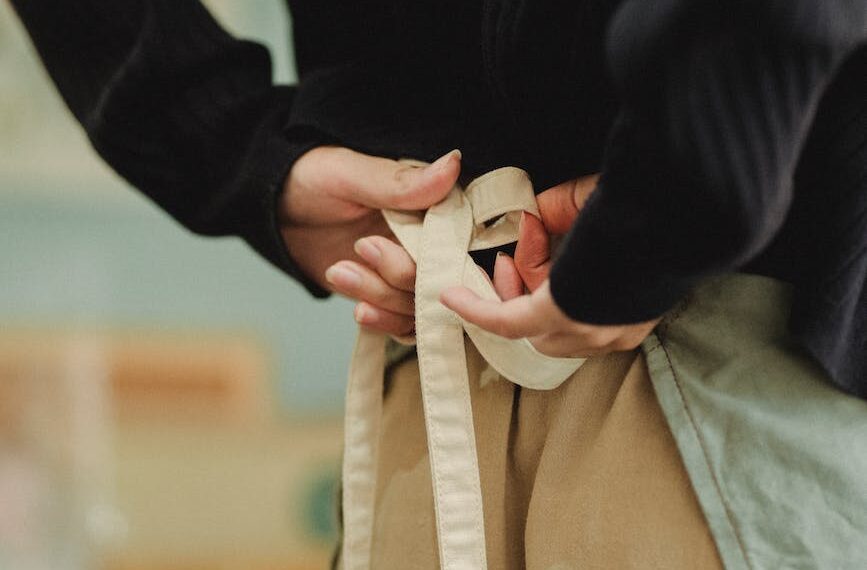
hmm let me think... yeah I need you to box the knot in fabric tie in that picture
[341,166,585,570]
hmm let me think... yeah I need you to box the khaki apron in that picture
[336,167,867,569]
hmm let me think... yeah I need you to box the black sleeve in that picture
[10,0,332,297]
[549,0,867,323]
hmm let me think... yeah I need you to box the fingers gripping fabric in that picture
[341,167,585,570]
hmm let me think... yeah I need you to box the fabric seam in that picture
[656,336,755,570]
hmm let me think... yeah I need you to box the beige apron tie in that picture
[341,167,586,570]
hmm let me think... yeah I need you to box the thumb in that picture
[514,211,551,292]
[536,173,600,235]
[334,149,461,211]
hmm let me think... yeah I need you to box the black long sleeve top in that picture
[11,0,867,398]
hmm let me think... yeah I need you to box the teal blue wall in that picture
[0,1,357,416]
[0,187,358,415]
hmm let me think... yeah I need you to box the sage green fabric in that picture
[644,274,867,570]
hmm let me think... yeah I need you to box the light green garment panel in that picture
[644,274,867,569]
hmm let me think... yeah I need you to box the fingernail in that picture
[354,238,382,263]
[427,149,461,174]
[325,264,360,288]
[355,304,374,324]
[518,211,527,234]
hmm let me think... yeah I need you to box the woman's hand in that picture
[441,280,660,358]
[325,169,660,355]
[280,147,462,292]
[442,174,661,358]
[326,235,419,338]
[324,171,594,339]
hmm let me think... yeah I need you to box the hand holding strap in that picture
[342,166,585,570]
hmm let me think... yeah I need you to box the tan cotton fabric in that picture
[340,167,585,569]
[367,337,723,570]
[337,165,723,569]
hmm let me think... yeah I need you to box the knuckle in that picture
[331,167,355,196]
[370,286,392,306]
[390,167,418,204]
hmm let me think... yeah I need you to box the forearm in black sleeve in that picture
[549,0,866,324]
[10,0,332,297]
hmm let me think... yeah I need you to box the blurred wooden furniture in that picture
[0,329,343,570]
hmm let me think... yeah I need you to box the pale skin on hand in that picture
[326,171,600,338]
[442,177,661,358]
[328,168,660,356]
[330,235,418,338]
[440,280,660,358]
[278,145,462,327]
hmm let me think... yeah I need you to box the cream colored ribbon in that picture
[341,167,586,570]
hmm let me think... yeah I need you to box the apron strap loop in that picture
[342,166,585,569]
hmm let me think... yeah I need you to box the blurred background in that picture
[0,2,358,568]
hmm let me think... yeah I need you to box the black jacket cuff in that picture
[234,114,335,299]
